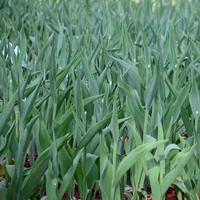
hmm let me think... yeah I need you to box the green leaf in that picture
[189,78,200,118]
[22,135,70,199]
[160,145,195,197]
[75,113,112,153]
[46,162,58,200]
[145,69,158,110]
[114,140,166,185]
[0,93,16,134]
[57,150,83,199]
[21,76,42,121]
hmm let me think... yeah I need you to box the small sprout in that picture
[147,64,151,68]
[53,181,57,186]
[14,45,20,56]
[195,110,199,115]
[22,97,27,102]
[109,81,112,86]
[119,12,123,17]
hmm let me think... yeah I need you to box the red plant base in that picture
[45,185,183,200]
[147,185,180,200]
[165,187,178,200]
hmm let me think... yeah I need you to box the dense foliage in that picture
[0,0,200,199]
